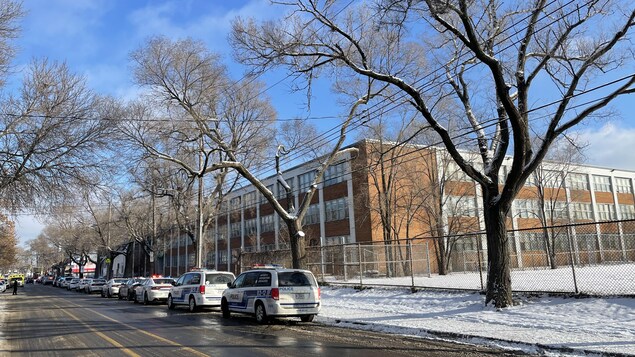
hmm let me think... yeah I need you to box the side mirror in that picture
[171,281,176,286]
[227,282,232,288]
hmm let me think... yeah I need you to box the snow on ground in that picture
[316,286,635,356]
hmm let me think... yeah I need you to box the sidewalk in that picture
[315,286,635,356]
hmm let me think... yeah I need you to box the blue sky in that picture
[10,0,635,244]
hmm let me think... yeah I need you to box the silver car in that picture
[101,278,128,298]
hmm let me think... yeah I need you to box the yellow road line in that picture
[58,307,141,357]
[61,299,210,357]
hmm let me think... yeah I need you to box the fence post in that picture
[342,241,348,282]
[566,226,579,294]
[425,242,431,278]
[476,233,484,291]
[408,239,415,291]
[358,243,363,288]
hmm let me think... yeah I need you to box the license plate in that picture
[294,293,308,299]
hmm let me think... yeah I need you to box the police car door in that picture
[226,273,247,312]
[172,274,187,303]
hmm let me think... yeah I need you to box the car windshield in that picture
[205,273,234,285]
[277,272,316,287]
[114,279,127,283]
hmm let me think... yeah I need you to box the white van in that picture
[167,269,235,312]
[221,267,321,323]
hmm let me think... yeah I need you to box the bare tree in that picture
[0,212,17,270]
[125,36,369,269]
[230,0,635,307]
[122,36,276,267]
[0,59,119,212]
[27,234,64,276]
[0,0,22,86]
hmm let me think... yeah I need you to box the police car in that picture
[221,265,321,324]
[167,269,235,312]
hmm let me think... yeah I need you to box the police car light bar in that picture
[251,264,284,269]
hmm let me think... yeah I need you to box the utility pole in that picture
[197,138,204,268]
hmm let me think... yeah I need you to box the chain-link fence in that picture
[241,220,635,296]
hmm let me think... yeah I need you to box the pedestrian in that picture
[12,279,18,295]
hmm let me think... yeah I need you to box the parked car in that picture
[134,277,175,305]
[41,275,55,285]
[118,278,146,301]
[167,269,235,312]
[59,277,72,289]
[86,278,106,294]
[77,279,92,292]
[221,266,320,323]
[101,278,128,298]
[0,281,6,293]
[67,278,81,291]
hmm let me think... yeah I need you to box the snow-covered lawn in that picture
[317,286,635,356]
[322,263,635,295]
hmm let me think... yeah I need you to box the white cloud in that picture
[577,122,635,171]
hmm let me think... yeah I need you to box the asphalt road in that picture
[0,283,526,357]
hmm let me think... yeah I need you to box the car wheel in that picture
[300,314,315,322]
[167,295,175,310]
[143,293,149,305]
[118,292,123,300]
[106,290,111,299]
[128,292,134,301]
[188,296,198,312]
[221,299,231,319]
[255,302,268,324]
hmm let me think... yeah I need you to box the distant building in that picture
[159,139,635,275]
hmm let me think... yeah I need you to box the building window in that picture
[615,177,633,194]
[567,173,589,191]
[600,234,621,251]
[596,203,616,220]
[519,232,544,251]
[244,218,257,236]
[260,214,274,233]
[217,231,226,241]
[447,195,477,217]
[324,235,351,245]
[572,203,593,220]
[325,197,348,222]
[298,170,317,193]
[244,191,257,209]
[324,162,346,187]
[230,221,241,238]
[277,177,294,199]
[619,204,635,219]
[515,199,539,219]
[542,170,563,188]
[593,175,612,192]
[230,196,241,211]
[546,200,567,219]
[302,203,320,225]
[261,185,274,204]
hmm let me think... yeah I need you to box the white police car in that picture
[221,265,321,324]
[167,269,235,312]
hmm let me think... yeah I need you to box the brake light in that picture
[271,288,279,300]
[199,285,205,294]
[317,287,321,300]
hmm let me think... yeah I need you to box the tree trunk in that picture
[482,196,513,308]
[287,219,307,269]
[435,223,448,275]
